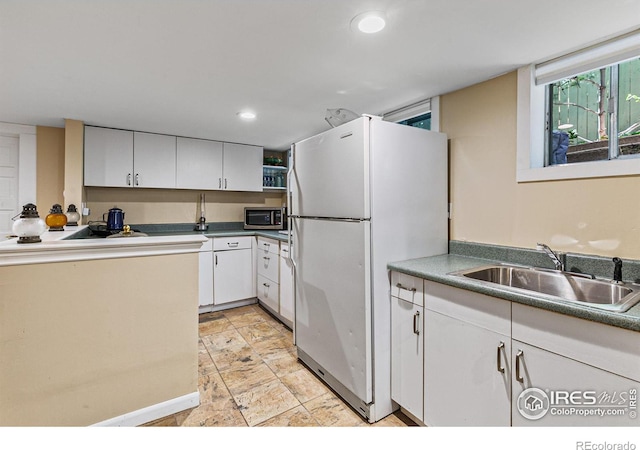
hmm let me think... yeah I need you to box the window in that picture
[517,30,640,182]
[546,58,640,166]
[382,97,440,132]
[398,112,431,130]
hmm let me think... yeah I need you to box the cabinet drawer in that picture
[213,236,252,251]
[424,281,510,337]
[391,272,424,306]
[257,237,279,256]
[513,303,640,382]
[257,250,279,281]
[257,274,279,311]
[280,242,290,258]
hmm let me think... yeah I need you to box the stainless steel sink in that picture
[449,264,640,312]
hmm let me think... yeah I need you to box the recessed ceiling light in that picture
[238,111,256,120]
[351,11,386,34]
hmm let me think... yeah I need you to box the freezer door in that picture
[293,217,372,403]
[291,117,369,219]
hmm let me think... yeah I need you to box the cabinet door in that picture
[84,126,134,187]
[213,248,254,305]
[424,310,511,426]
[198,239,214,307]
[279,248,294,323]
[222,143,263,192]
[512,341,640,427]
[176,137,223,190]
[133,132,176,188]
[391,296,423,422]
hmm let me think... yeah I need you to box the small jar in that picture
[65,204,80,226]
[45,204,67,231]
[12,203,47,244]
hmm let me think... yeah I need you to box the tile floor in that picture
[144,303,414,427]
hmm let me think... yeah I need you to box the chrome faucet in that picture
[536,243,564,271]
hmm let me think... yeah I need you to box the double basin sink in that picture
[450,264,640,313]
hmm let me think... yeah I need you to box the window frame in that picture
[382,96,440,132]
[517,31,640,183]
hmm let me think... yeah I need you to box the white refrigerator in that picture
[289,115,448,423]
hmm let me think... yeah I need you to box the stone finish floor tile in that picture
[280,368,331,404]
[145,303,411,428]
[257,405,320,427]
[233,378,301,426]
[303,392,368,427]
[219,361,278,396]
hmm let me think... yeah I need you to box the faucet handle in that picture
[613,257,623,283]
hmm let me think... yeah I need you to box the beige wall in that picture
[36,126,65,211]
[85,188,285,224]
[441,71,640,259]
[64,119,85,217]
[0,253,199,426]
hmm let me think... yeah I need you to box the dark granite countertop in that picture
[388,244,640,333]
[65,222,290,243]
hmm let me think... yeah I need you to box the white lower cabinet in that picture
[279,243,294,326]
[391,274,640,427]
[257,237,280,314]
[511,341,638,426]
[511,303,640,427]
[390,272,424,422]
[213,237,255,305]
[198,238,214,310]
[423,280,511,426]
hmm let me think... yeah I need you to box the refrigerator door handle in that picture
[289,215,369,223]
[287,143,294,263]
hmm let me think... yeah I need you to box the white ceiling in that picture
[1,0,639,150]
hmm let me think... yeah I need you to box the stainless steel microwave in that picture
[244,207,287,230]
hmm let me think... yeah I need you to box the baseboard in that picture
[91,391,200,427]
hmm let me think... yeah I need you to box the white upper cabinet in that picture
[222,143,263,192]
[84,126,134,187]
[84,127,176,189]
[176,137,223,190]
[84,126,263,192]
[133,132,176,189]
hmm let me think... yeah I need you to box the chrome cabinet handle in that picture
[135,173,140,186]
[228,242,239,248]
[497,341,505,373]
[263,256,270,261]
[263,282,270,287]
[214,254,218,266]
[413,310,420,335]
[127,173,132,186]
[224,178,227,189]
[218,178,222,189]
[396,283,417,292]
[515,349,524,382]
